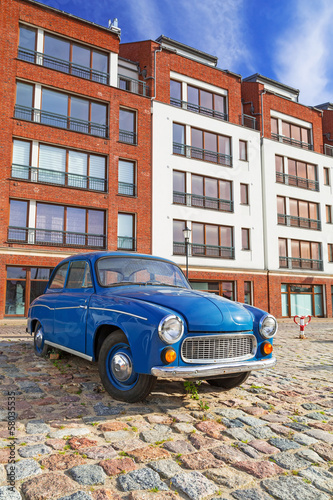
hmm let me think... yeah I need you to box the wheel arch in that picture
[94,324,128,361]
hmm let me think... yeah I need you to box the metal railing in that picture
[117,236,136,251]
[277,214,321,230]
[173,142,232,167]
[18,47,109,84]
[271,132,313,151]
[8,226,106,248]
[276,172,319,191]
[118,182,136,196]
[170,98,228,121]
[14,105,108,138]
[173,241,234,259]
[119,129,137,145]
[11,164,107,192]
[279,256,323,271]
[324,144,333,157]
[241,114,258,130]
[173,191,233,212]
[118,75,150,97]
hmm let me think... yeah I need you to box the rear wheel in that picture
[33,322,49,357]
[206,371,250,390]
[98,331,156,403]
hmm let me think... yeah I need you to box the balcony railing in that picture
[118,75,150,97]
[170,98,228,121]
[18,47,109,84]
[117,236,136,251]
[173,241,234,259]
[8,226,106,248]
[276,172,319,191]
[118,182,136,196]
[119,129,137,145]
[279,256,323,271]
[11,164,107,192]
[173,191,233,212]
[277,214,321,231]
[173,142,232,167]
[324,144,333,157]
[271,132,313,151]
[241,114,258,130]
[14,105,108,138]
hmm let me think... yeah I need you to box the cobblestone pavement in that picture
[0,321,332,500]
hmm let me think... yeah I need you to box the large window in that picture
[173,123,186,155]
[279,238,322,270]
[119,109,137,144]
[15,82,34,121]
[277,196,320,230]
[5,267,53,317]
[191,128,231,165]
[275,155,318,191]
[192,223,234,259]
[118,213,135,250]
[272,117,312,150]
[118,160,136,196]
[187,85,227,120]
[281,284,323,317]
[190,281,236,300]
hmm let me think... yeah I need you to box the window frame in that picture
[241,228,250,251]
[239,140,248,161]
[119,107,137,145]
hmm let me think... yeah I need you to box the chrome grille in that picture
[181,333,256,364]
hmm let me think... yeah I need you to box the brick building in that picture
[1,0,333,320]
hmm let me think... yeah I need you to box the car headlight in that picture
[259,314,278,339]
[158,315,184,344]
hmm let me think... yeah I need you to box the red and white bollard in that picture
[294,315,311,339]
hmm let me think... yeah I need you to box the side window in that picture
[66,261,93,289]
[49,263,69,289]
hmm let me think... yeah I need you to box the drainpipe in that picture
[152,44,163,100]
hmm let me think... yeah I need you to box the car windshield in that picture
[96,257,190,289]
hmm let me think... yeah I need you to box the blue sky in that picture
[36,0,333,106]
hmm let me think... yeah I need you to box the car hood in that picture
[110,287,253,332]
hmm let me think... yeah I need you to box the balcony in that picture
[118,75,150,97]
[11,164,107,192]
[14,105,108,138]
[277,214,321,231]
[170,98,228,121]
[18,47,109,84]
[173,142,232,167]
[272,133,313,151]
[8,227,106,248]
[117,236,136,251]
[119,129,137,145]
[173,241,234,259]
[279,256,323,271]
[324,144,333,157]
[118,182,136,196]
[241,114,258,130]
[173,191,233,212]
[276,172,319,191]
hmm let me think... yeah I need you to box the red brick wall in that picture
[322,109,333,152]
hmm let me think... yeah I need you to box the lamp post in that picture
[183,226,191,279]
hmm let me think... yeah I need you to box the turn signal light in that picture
[161,348,177,364]
[261,342,273,356]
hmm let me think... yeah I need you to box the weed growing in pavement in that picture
[184,380,209,411]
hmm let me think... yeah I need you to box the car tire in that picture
[98,331,156,403]
[206,371,251,390]
[33,322,49,357]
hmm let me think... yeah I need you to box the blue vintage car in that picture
[27,252,277,402]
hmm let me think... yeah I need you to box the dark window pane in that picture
[120,109,135,132]
[7,267,26,279]
[188,86,199,105]
[66,261,87,289]
[44,34,70,61]
[92,51,108,73]
[49,263,68,289]
[19,26,36,51]
[16,82,33,107]
[70,97,89,121]
[30,281,47,302]
[72,44,90,67]
[9,200,28,227]
[36,203,64,244]
[170,80,181,100]
[5,281,26,315]
[30,268,52,280]
[88,210,104,235]
[67,207,85,233]
[42,89,68,115]
[173,123,185,144]
[91,102,107,125]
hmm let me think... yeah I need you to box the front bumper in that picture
[151,356,276,379]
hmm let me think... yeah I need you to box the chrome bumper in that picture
[151,356,276,379]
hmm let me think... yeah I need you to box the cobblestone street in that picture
[0,320,332,500]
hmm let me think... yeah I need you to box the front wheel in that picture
[206,371,251,391]
[33,322,49,357]
[98,331,156,403]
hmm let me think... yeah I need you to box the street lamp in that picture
[183,226,191,279]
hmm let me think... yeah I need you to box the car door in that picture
[53,260,94,354]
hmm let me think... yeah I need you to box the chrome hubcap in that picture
[35,329,43,348]
[111,353,133,382]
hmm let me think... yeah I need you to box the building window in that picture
[118,213,135,250]
[240,184,249,205]
[118,160,136,196]
[190,282,219,294]
[119,108,137,144]
[191,128,231,166]
[275,155,284,183]
[5,267,53,316]
[170,80,182,107]
[192,223,234,259]
[324,167,330,186]
[191,175,233,212]
[326,205,332,224]
[221,281,235,300]
[276,156,318,191]
[271,117,278,135]
[173,123,186,155]
[15,82,34,120]
[173,171,186,204]
[272,118,312,150]
[8,200,28,241]
[187,85,227,120]
[279,238,288,268]
[244,281,252,305]
[281,284,323,318]
[288,239,322,270]
[18,25,37,62]
[239,140,247,160]
[241,228,250,250]
[328,244,333,262]
[278,197,320,230]
[12,139,31,180]
[173,220,186,254]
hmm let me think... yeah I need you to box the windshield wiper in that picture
[108,281,186,288]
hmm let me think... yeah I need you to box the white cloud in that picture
[274,0,333,105]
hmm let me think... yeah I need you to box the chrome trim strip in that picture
[89,307,147,321]
[32,304,54,310]
[151,356,277,379]
[181,333,257,364]
[45,341,93,361]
